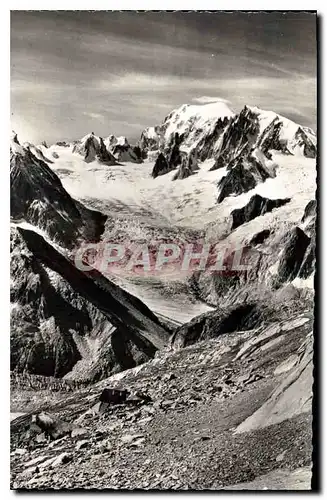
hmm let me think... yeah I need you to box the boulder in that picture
[31,412,72,440]
[99,388,129,405]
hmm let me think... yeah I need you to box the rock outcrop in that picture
[277,227,311,283]
[231,194,291,230]
[73,133,117,165]
[151,153,171,178]
[10,135,106,249]
[111,143,143,163]
[10,226,170,380]
[172,149,199,180]
[97,137,118,164]
[217,153,275,203]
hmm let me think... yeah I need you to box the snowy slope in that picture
[44,136,315,319]
[15,100,316,324]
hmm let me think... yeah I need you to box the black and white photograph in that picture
[9,10,317,490]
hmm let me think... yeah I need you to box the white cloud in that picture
[192,96,232,105]
[83,112,104,120]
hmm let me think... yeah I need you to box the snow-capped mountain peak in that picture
[138,101,316,164]
[139,100,235,156]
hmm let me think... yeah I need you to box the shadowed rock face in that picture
[231,194,291,230]
[217,152,276,203]
[197,116,231,162]
[301,200,317,222]
[97,137,117,164]
[277,227,311,284]
[259,119,289,155]
[298,242,316,280]
[172,150,199,181]
[171,303,263,349]
[249,229,271,245]
[112,144,143,163]
[217,163,257,203]
[167,133,183,168]
[298,200,316,279]
[295,128,317,158]
[10,226,170,380]
[152,153,171,178]
[73,133,117,165]
[10,140,106,249]
[214,106,260,166]
[83,134,100,163]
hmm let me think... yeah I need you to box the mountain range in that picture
[10,100,316,490]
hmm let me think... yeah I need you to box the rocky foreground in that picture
[11,313,313,490]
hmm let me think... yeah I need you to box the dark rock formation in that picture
[168,133,183,168]
[138,126,161,156]
[171,303,263,349]
[277,227,311,283]
[152,153,171,178]
[259,119,290,155]
[298,200,316,279]
[217,164,257,203]
[73,133,117,165]
[97,137,117,164]
[10,226,170,380]
[231,194,291,230]
[197,116,231,161]
[112,143,143,163]
[10,139,106,249]
[303,141,316,158]
[249,229,271,245]
[298,240,315,279]
[83,134,99,163]
[301,200,316,222]
[172,150,199,181]
[295,128,317,158]
[217,153,275,203]
[212,106,260,169]
[99,388,129,405]
[132,145,143,161]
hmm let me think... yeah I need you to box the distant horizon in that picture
[11,11,317,145]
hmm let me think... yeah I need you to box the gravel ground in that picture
[10,314,313,490]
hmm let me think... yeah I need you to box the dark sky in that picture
[11,11,317,144]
